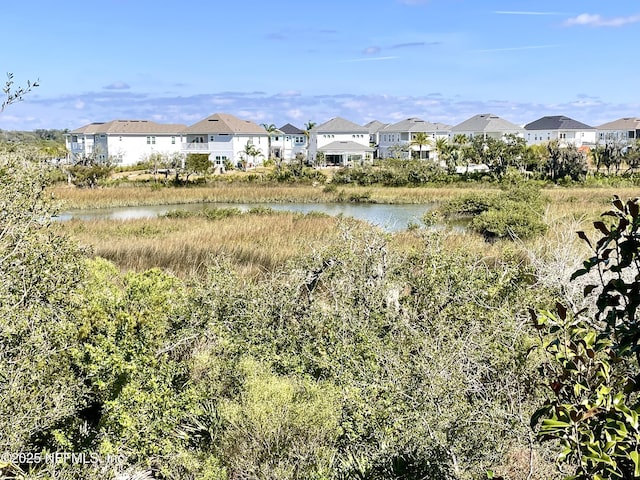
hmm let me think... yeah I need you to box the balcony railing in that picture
[181,143,211,152]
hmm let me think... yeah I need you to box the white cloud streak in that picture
[565,13,640,27]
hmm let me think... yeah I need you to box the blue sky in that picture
[1,0,638,131]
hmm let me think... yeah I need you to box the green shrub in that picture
[471,204,547,239]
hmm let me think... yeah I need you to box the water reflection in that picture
[56,202,452,232]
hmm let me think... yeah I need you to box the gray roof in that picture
[70,120,186,135]
[382,117,451,133]
[279,123,304,135]
[183,113,266,135]
[319,141,374,153]
[597,117,640,130]
[364,120,387,133]
[451,113,524,133]
[525,115,594,131]
[314,117,368,134]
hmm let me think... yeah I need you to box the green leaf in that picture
[630,450,640,477]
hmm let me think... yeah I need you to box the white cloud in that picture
[74,100,85,110]
[277,90,302,98]
[363,46,381,55]
[565,13,640,27]
[103,81,130,90]
[342,56,398,63]
[286,109,304,120]
[2,89,639,133]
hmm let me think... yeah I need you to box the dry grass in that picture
[57,210,362,278]
[51,183,500,210]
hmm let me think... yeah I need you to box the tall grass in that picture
[57,211,362,278]
[51,183,504,209]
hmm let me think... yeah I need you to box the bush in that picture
[269,164,327,184]
[439,181,548,240]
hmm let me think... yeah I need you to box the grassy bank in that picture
[52,182,637,219]
[58,209,362,278]
[51,182,504,209]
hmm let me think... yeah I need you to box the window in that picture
[171,136,175,144]
[146,136,151,144]
[152,136,156,145]
[119,136,122,142]
[210,135,215,142]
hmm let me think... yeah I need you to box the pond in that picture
[56,202,453,232]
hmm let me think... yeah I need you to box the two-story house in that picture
[364,120,388,159]
[450,113,524,140]
[596,118,640,147]
[66,120,186,166]
[270,123,306,161]
[308,117,374,166]
[524,115,596,147]
[181,113,269,168]
[378,117,451,160]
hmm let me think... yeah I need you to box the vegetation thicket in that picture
[0,136,586,480]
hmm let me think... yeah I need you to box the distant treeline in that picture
[0,128,67,144]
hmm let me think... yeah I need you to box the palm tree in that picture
[303,120,316,166]
[434,137,448,163]
[261,123,278,162]
[409,132,432,160]
[242,141,262,171]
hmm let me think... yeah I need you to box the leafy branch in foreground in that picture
[1,72,39,111]
[531,196,640,479]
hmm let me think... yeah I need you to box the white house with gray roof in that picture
[524,115,596,147]
[181,113,269,168]
[378,117,451,160]
[66,120,186,166]
[270,123,306,161]
[450,113,524,140]
[364,120,388,158]
[309,117,373,166]
[596,117,640,146]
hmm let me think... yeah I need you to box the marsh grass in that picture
[57,211,360,278]
[51,183,502,210]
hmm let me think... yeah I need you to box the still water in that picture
[57,202,443,232]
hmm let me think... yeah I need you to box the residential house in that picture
[65,120,186,166]
[364,120,388,159]
[270,123,306,161]
[450,113,524,140]
[309,117,374,166]
[596,117,640,147]
[181,113,269,168]
[524,115,596,147]
[378,117,451,160]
